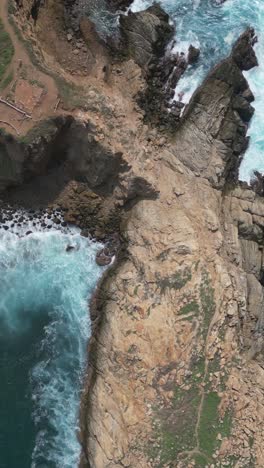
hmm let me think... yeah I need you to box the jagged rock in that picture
[96,248,112,266]
[119,5,174,69]
[247,274,264,319]
[232,27,258,71]
[242,87,255,103]
[188,44,200,64]
[107,0,133,10]
[250,172,264,196]
[232,96,255,122]
[169,28,258,188]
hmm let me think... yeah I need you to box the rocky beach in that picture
[1,0,264,467]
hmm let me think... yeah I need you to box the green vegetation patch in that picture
[150,386,200,466]
[199,392,221,455]
[0,70,13,91]
[179,300,199,317]
[0,18,14,88]
[192,453,208,467]
[158,267,192,294]
[198,391,233,459]
[199,270,216,337]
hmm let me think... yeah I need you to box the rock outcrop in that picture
[77,28,264,468]
[171,28,258,188]
[3,2,264,467]
[119,5,174,69]
[107,0,133,10]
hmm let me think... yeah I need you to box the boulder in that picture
[188,44,200,64]
[232,27,258,71]
[119,4,174,69]
[107,0,133,10]
[96,248,112,266]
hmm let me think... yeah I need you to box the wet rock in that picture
[107,0,133,10]
[242,87,255,103]
[232,96,255,122]
[232,27,258,71]
[250,171,264,196]
[96,248,112,266]
[188,44,200,64]
[66,245,75,252]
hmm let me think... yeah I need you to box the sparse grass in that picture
[149,386,200,466]
[198,392,232,458]
[198,391,221,456]
[146,266,234,466]
[0,69,13,91]
[8,8,87,110]
[0,127,9,136]
[192,453,208,467]
[158,267,192,294]
[29,78,45,89]
[199,270,216,337]
[179,300,199,316]
[19,119,57,144]
[0,18,14,88]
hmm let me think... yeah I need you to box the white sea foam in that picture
[0,213,104,467]
[131,0,264,180]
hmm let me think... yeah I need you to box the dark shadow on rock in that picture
[123,176,159,210]
[0,116,130,207]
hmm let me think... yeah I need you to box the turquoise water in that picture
[132,0,264,181]
[0,216,104,467]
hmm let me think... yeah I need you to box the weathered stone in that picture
[188,44,200,64]
[247,274,264,319]
[119,5,174,69]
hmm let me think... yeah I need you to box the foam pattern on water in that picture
[0,211,104,467]
[131,0,264,180]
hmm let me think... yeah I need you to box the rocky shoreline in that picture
[2,0,264,466]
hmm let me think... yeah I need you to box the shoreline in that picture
[2,0,264,466]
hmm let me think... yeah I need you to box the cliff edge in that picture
[1,2,264,467]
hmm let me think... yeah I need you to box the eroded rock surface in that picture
[3,3,264,467]
[77,29,264,468]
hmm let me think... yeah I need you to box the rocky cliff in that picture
[74,27,264,468]
[2,1,264,467]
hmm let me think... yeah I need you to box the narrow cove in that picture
[0,212,104,467]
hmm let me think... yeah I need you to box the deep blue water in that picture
[0,215,104,467]
[132,0,264,181]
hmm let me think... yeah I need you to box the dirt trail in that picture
[0,0,58,134]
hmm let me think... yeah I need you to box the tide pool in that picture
[0,217,104,468]
[132,0,264,181]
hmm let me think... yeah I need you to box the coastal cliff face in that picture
[78,29,264,468]
[2,1,264,467]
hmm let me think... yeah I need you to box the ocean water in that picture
[131,0,264,181]
[0,213,104,468]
